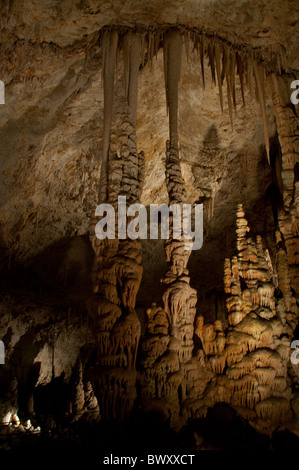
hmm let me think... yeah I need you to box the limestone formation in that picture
[70,359,85,416]
[140,204,299,432]
[88,30,143,420]
[195,205,298,431]
[0,2,299,449]
[271,76,299,211]
[86,27,299,431]
[140,30,198,425]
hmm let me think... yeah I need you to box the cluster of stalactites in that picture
[98,26,289,167]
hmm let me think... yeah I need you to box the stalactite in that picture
[123,34,130,105]
[225,48,233,129]
[184,30,190,62]
[253,60,270,163]
[208,40,216,85]
[139,33,144,67]
[163,29,182,148]
[97,26,287,153]
[237,54,245,105]
[148,32,154,65]
[99,30,118,203]
[215,42,223,112]
[199,36,205,89]
[123,31,141,125]
[247,57,254,99]
[231,52,236,110]
[155,30,161,60]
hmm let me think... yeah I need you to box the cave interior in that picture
[0,0,299,457]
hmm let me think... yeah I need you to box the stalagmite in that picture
[70,359,85,415]
[191,204,298,431]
